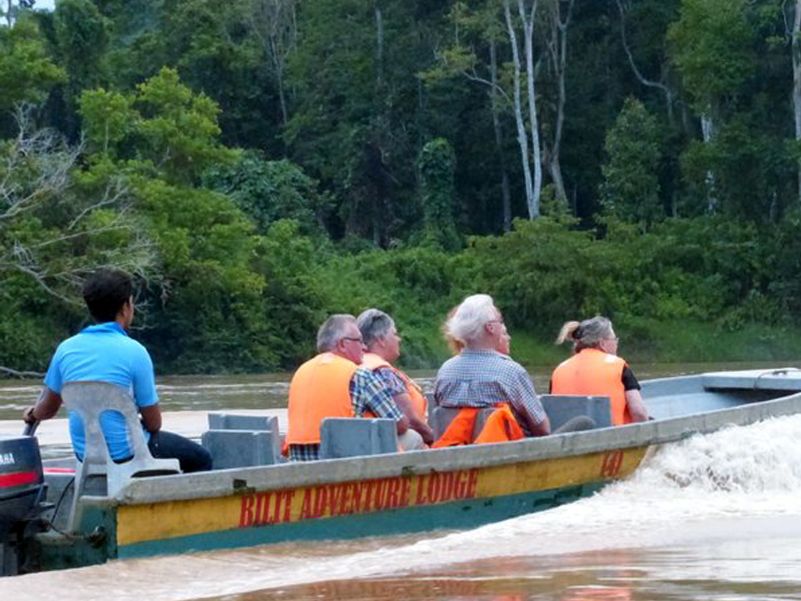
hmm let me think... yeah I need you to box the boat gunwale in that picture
[113,387,801,506]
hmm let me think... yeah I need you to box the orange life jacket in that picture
[432,405,525,447]
[550,348,630,425]
[360,353,428,420]
[286,352,356,445]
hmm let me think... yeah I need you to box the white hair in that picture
[445,294,497,347]
[356,308,395,349]
[316,314,356,352]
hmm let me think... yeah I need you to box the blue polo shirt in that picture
[44,322,159,460]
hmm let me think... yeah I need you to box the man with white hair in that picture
[434,294,551,437]
[285,314,413,461]
[357,308,433,446]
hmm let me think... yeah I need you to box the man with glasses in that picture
[285,314,412,461]
[435,294,551,438]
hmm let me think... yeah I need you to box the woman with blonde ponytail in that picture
[550,316,649,425]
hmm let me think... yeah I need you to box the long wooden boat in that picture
[5,368,801,574]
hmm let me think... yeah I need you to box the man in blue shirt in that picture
[23,269,211,472]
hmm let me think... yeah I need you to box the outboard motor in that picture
[0,435,46,576]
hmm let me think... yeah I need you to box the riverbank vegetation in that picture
[2,0,801,375]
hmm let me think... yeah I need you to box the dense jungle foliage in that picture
[2,0,801,375]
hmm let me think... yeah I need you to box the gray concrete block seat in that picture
[539,395,611,430]
[202,413,284,469]
[319,418,398,459]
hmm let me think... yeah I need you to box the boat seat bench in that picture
[319,418,398,459]
[539,395,611,430]
[701,369,801,392]
[202,413,284,469]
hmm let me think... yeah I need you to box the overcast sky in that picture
[34,0,55,10]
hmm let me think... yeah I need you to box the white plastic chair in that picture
[61,381,180,531]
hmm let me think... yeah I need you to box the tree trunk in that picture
[489,40,512,231]
[519,0,542,219]
[545,0,574,209]
[375,3,384,88]
[792,0,801,203]
[701,112,717,213]
[251,0,297,128]
[504,0,536,219]
[615,0,674,125]
[372,2,390,246]
[272,40,289,127]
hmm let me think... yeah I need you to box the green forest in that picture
[2,0,801,376]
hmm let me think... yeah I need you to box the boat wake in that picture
[5,414,801,601]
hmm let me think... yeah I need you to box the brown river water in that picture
[1,361,801,601]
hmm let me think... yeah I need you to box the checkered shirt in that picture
[371,366,407,397]
[350,367,404,419]
[434,349,547,428]
[288,443,320,462]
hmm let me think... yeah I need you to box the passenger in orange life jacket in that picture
[285,314,414,461]
[356,309,434,446]
[550,316,649,426]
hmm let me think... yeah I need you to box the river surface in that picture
[1,361,801,601]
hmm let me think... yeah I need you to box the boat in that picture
[2,367,801,575]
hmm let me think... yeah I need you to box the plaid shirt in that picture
[371,366,407,397]
[350,367,404,419]
[434,349,547,432]
[289,367,403,462]
[289,443,320,462]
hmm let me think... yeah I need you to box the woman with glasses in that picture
[550,316,649,426]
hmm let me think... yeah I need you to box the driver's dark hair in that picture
[82,269,133,323]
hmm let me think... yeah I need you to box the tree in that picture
[78,69,269,372]
[52,0,110,138]
[423,1,514,231]
[95,0,280,150]
[0,16,64,118]
[668,0,756,213]
[203,150,331,236]
[417,138,460,250]
[539,0,575,208]
[86,67,236,185]
[784,0,801,203]
[245,0,298,128]
[0,109,155,373]
[0,108,153,304]
[78,88,136,156]
[131,177,269,372]
[614,0,678,124]
[503,0,543,219]
[600,98,663,230]
[285,0,433,244]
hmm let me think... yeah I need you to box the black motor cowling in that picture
[0,435,45,576]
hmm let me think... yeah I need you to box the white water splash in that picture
[4,415,801,601]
